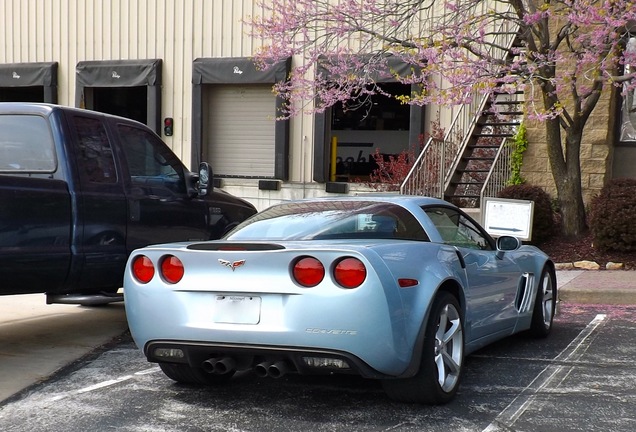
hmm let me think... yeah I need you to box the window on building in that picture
[330,82,412,181]
[620,37,636,142]
[331,83,411,131]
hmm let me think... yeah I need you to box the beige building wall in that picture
[0,0,313,191]
[2,1,622,211]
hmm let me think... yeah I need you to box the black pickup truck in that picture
[0,103,256,305]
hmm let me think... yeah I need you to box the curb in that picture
[556,269,636,305]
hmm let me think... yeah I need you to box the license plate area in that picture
[213,295,261,324]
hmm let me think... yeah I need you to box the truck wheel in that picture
[382,291,464,404]
[159,363,234,385]
[529,267,556,338]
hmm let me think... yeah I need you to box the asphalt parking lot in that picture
[1,292,635,431]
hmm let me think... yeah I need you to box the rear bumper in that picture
[144,340,392,379]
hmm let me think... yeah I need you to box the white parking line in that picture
[482,314,607,432]
[48,366,160,402]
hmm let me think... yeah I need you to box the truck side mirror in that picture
[197,162,212,196]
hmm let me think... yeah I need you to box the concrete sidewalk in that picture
[557,270,636,305]
[0,294,128,402]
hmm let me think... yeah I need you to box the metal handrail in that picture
[480,137,513,203]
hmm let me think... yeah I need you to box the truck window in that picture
[73,116,118,183]
[0,115,56,173]
[116,124,186,194]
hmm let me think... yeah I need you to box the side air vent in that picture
[514,272,535,313]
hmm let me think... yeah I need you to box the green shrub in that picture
[496,184,555,245]
[590,178,636,252]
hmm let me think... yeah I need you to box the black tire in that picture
[529,266,556,338]
[159,363,235,386]
[382,291,464,404]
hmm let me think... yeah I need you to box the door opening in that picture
[92,86,147,124]
[0,86,46,102]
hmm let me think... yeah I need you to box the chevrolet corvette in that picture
[124,195,556,404]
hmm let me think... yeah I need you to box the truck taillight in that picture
[132,255,155,283]
[160,255,184,284]
[292,256,325,287]
[334,257,366,289]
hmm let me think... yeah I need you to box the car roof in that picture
[277,194,454,211]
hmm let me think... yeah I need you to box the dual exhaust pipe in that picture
[201,357,292,378]
[201,357,236,375]
[254,360,291,379]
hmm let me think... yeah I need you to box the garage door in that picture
[204,85,276,177]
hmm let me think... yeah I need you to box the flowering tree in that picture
[247,0,636,237]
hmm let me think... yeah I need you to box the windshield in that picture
[225,200,429,241]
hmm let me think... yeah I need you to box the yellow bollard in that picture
[330,136,338,182]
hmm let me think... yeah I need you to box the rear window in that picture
[226,200,429,241]
[0,115,56,173]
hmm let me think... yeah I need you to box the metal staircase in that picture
[401,19,523,207]
[444,88,523,206]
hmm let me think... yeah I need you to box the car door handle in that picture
[129,200,140,222]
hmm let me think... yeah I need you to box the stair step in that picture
[467,144,501,149]
[493,90,524,95]
[459,168,491,173]
[483,111,524,116]
[490,99,526,105]
[478,121,520,127]
[472,133,514,137]
[451,181,485,186]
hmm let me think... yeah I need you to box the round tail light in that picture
[292,256,325,287]
[334,257,366,289]
[160,255,184,284]
[132,255,155,284]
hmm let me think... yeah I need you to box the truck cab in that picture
[0,103,256,304]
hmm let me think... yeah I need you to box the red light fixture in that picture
[160,255,184,284]
[164,117,174,136]
[132,255,155,284]
[292,256,325,287]
[334,257,366,289]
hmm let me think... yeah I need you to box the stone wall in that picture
[521,86,614,206]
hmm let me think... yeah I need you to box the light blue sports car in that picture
[124,195,556,404]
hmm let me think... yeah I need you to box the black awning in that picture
[192,57,290,84]
[76,59,162,87]
[0,62,58,87]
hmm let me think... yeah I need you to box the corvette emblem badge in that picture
[218,259,246,271]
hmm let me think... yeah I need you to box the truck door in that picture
[67,113,128,292]
[113,122,209,253]
[0,113,71,295]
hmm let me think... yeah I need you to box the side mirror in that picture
[495,235,521,259]
[197,162,212,196]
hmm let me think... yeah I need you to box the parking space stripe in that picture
[482,314,607,432]
[48,367,160,402]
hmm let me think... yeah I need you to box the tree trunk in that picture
[544,117,588,238]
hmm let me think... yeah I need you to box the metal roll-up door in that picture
[204,84,276,177]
